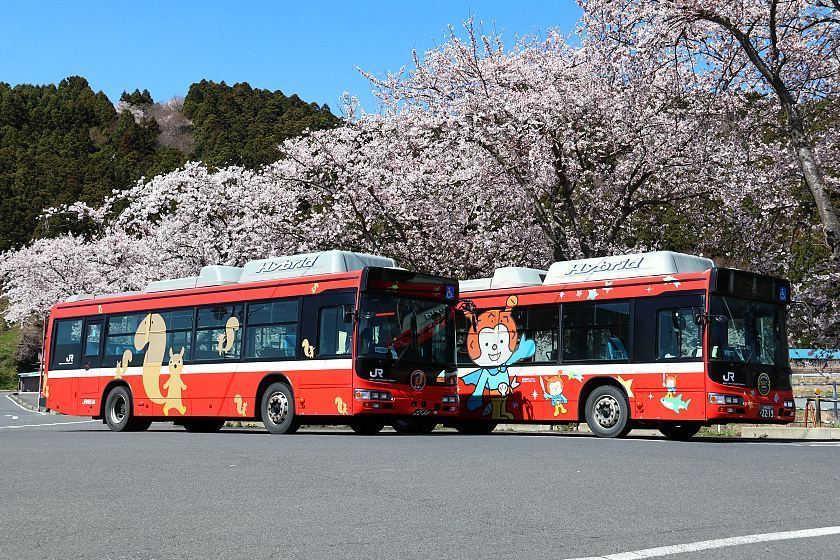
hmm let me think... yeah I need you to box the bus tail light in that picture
[354,390,394,401]
[708,393,744,405]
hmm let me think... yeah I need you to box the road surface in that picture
[1,392,838,560]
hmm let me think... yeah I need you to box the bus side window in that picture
[455,311,471,365]
[105,313,147,367]
[656,307,702,360]
[194,305,244,361]
[51,319,83,370]
[317,306,353,357]
[245,299,299,360]
[561,302,631,362]
[83,322,102,357]
[520,306,559,364]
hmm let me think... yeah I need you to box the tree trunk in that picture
[786,105,840,261]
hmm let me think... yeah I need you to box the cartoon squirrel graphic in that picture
[335,396,349,415]
[162,347,187,416]
[114,349,132,379]
[460,295,535,420]
[541,374,568,416]
[216,316,240,356]
[233,394,248,416]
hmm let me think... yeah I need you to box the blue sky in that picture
[1,1,582,112]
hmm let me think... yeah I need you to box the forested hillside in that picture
[0,77,339,386]
[0,77,339,253]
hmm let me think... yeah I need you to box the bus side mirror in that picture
[695,313,728,326]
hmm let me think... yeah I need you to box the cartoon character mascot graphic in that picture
[540,374,568,416]
[460,296,535,420]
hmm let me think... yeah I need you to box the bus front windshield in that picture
[357,294,454,367]
[709,296,788,367]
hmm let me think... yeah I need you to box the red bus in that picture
[451,251,796,439]
[42,251,460,434]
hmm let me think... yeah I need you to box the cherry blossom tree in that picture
[580,0,840,259]
[363,23,761,262]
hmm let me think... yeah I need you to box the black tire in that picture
[392,418,437,434]
[350,420,386,435]
[584,385,632,438]
[183,420,226,433]
[104,386,134,432]
[453,420,498,435]
[261,382,299,434]
[659,422,701,441]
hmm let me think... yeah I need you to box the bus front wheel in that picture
[659,422,701,440]
[261,382,300,434]
[584,385,631,438]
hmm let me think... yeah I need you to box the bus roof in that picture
[64,250,398,302]
[459,251,714,293]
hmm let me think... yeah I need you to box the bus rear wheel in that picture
[584,385,631,438]
[659,422,701,440]
[392,418,436,434]
[350,420,385,435]
[183,420,226,433]
[261,382,300,434]
[453,421,498,435]
[104,386,148,432]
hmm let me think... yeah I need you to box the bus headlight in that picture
[441,395,458,404]
[784,399,795,408]
[708,393,744,405]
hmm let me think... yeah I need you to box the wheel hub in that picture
[594,395,620,428]
[110,395,126,424]
[267,392,289,425]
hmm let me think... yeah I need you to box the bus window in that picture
[245,300,299,360]
[317,306,353,357]
[159,309,194,362]
[84,322,102,357]
[105,313,147,367]
[520,306,559,364]
[455,311,471,365]
[561,302,630,362]
[51,319,83,369]
[194,305,244,361]
[656,308,702,360]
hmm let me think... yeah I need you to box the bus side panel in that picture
[456,367,709,424]
[48,376,79,416]
[289,367,355,416]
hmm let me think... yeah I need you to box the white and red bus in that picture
[451,251,796,439]
[42,251,460,434]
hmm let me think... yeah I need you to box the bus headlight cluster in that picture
[441,395,458,404]
[708,393,744,405]
[354,390,393,401]
[783,399,795,408]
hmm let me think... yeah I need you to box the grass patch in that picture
[0,325,20,390]
[697,425,742,437]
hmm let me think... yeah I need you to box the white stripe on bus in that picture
[457,362,705,377]
[46,358,353,379]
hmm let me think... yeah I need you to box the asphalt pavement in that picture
[1,391,839,560]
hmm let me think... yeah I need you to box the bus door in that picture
[79,317,105,411]
[299,291,356,415]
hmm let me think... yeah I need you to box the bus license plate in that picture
[760,405,774,419]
